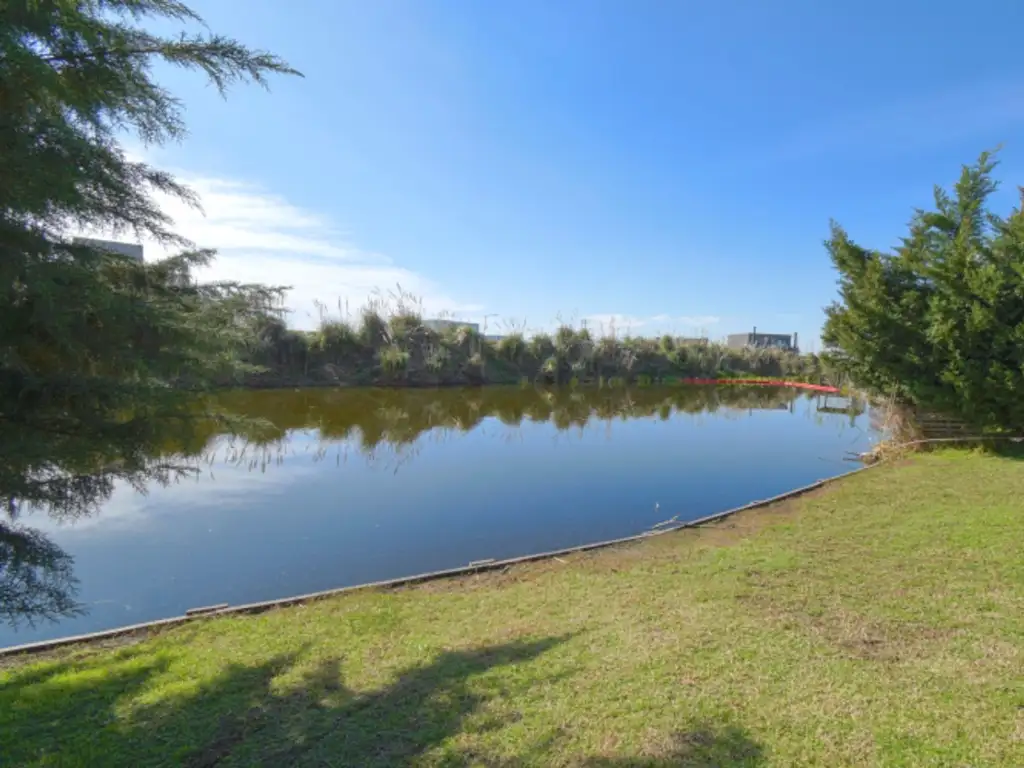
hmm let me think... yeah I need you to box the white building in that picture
[72,237,144,262]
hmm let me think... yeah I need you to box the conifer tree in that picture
[823,151,1024,430]
[0,0,299,623]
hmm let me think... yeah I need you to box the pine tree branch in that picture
[40,40,302,85]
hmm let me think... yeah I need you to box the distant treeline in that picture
[242,311,835,389]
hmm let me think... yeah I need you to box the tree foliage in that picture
[823,151,1024,430]
[0,0,298,623]
[0,524,79,628]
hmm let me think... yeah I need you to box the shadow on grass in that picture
[3,632,764,767]
[178,636,578,767]
[3,635,573,767]
[582,725,765,767]
[454,720,765,767]
[986,440,1024,460]
[0,646,175,765]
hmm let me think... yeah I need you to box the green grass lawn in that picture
[2,451,1022,767]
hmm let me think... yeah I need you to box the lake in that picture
[1,385,874,649]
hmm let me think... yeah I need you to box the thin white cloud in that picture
[154,177,366,262]
[77,154,723,337]
[76,163,482,331]
[579,314,647,333]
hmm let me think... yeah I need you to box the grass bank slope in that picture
[2,452,1022,767]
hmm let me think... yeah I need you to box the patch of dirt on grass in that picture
[774,606,961,663]
[184,714,248,768]
[635,724,765,764]
[833,617,958,662]
[405,555,582,595]
[836,627,902,661]
[0,630,154,670]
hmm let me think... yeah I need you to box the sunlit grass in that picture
[3,451,1021,766]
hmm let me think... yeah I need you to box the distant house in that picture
[483,334,505,343]
[726,327,799,353]
[72,237,144,262]
[423,319,480,334]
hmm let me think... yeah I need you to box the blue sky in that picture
[133,0,1024,348]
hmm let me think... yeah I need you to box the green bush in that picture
[424,344,450,373]
[377,345,409,373]
[311,320,359,359]
[529,333,556,362]
[387,312,425,345]
[495,332,526,362]
[554,325,576,353]
[359,309,389,349]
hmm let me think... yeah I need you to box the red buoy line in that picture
[678,378,842,394]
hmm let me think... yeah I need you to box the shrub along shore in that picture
[243,310,832,389]
[2,449,1021,766]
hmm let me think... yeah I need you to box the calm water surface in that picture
[2,385,874,648]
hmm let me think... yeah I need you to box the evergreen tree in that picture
[823,151,1024,430]
[0,0,299,624]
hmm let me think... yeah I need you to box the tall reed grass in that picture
[245,289,832,388]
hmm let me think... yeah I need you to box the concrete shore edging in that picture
[0,464,877,660]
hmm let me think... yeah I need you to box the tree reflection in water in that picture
[1,385,865,628]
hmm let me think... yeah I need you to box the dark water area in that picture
[1,385,875,649]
